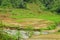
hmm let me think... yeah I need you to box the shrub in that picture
[58,30,60,32]
[47,24,57,30]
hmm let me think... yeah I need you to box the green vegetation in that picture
[0,28,15,40]
[0,0,60,23]
[47,23,57,30]
[0,0,60,31]
[0,0,60,12]
[10,9,60,23]
[25,26,34,37]
[58,30,60,32]
[0,0,60,40]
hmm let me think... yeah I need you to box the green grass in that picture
[0,3,60,30]
[0,3,60,23]
[0,30,16,40]
[9,9,60,23]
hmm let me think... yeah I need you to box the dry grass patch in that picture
[1,18,54,29]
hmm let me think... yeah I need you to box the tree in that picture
[0,0,26,8]
[49,0,60,12]
[10,0,26,8]
[1,0,12,8]
[0,0,2,6]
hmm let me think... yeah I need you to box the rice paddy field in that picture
[0,1,60,40]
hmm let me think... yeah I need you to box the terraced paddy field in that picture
[0,18,60,40]
[0,0,60,40]
[1,18,55,29]
[0,8,60,40]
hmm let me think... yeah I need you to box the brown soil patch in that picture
[27,34,60,40]
[0,14,54,29]
[31,34,60,38]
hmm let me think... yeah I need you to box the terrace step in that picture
[26,34,60,40]
[2,18,54,29]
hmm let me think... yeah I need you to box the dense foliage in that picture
[0,0,60,11]
[0,0,60,13]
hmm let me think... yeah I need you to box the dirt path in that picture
[26,34,60,40]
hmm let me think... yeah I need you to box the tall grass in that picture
[8,9,60,23]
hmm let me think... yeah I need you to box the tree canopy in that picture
[0,0,60,12]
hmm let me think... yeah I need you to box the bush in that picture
[47,24,57,30]
[0,21,3,28]
[58,30,60,32]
